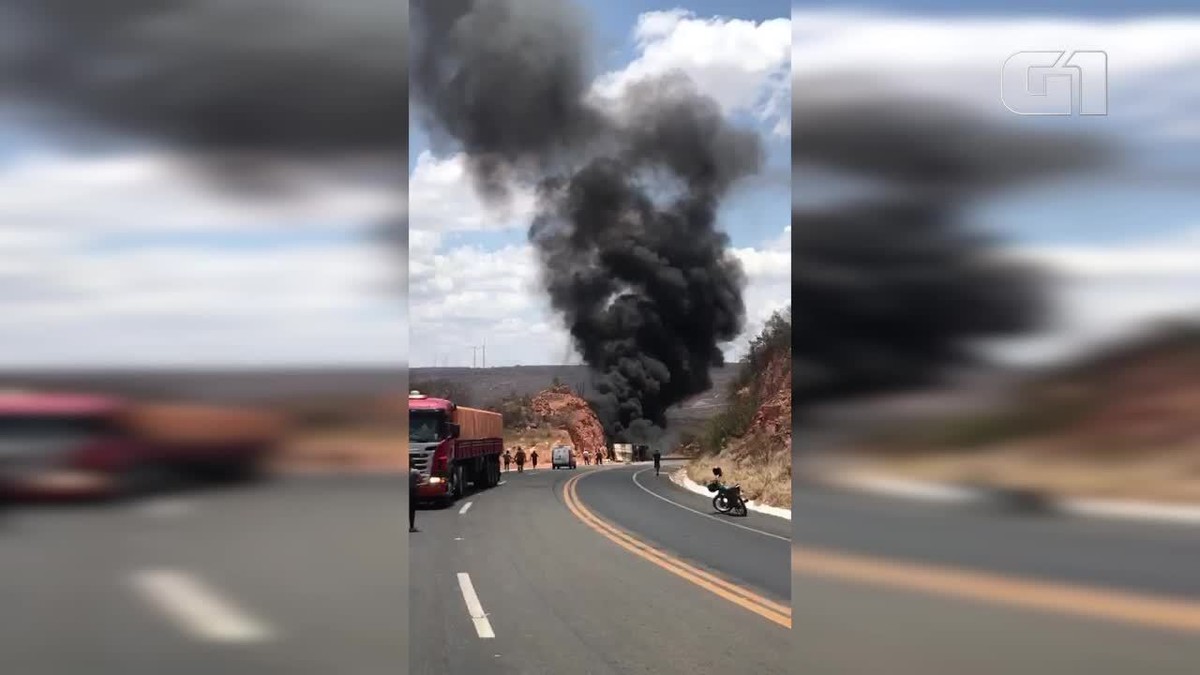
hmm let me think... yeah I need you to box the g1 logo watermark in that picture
[1002,50,1108,116]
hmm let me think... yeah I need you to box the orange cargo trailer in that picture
[452,406,503,441]
[119,404,286,444]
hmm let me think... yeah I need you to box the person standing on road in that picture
[503,449,512,472]
[595,450,603,466]
[531,449,539,470]
[409,468,419,533]
[515,446,526,473]
[653,449,662,476]
[582,449,590,465]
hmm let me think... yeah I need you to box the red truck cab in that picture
[0,391,277,502]
[409,391,502,504]
[0,392,130,499]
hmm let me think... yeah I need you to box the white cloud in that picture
[0,151,402,366]
[409,224,794,368]
[408,151,537,234]
[791,11,1200,79]
[592,10,790,132]
[732,247,790,282]
[1007,227,1200,280]
[410,244,542,325]
[0,241,397,319]
[0,152,399,233]
[790,9,1200,130]
[993,229,1200,364]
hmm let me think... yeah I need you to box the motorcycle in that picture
[706,467,748,517]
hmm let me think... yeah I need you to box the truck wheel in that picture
[451,465,464,500]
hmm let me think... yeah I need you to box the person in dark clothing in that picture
[653,449,662,476]
[503,449,512,472]
[595,450,603,466]
[515,447,526,473]
[531,449,539,469]
[409,468,419,532]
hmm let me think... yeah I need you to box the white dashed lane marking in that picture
[130,569,275,643]
[457,573,495,639]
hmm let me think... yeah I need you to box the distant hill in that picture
[409,364,741,422]
[0,367,405,405]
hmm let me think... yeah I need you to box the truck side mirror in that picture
[448,423,461,439]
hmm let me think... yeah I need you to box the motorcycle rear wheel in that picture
[713,494,733,513]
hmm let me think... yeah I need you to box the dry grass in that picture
[685,451,792,508]
[272,425,404,472]
[864,442,1200,503]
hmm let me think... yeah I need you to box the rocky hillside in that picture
[685,309,792,507]
[857,320,1200,502]
[494,384,607,461]
[870,321,1200,455]
[529,385,608,460]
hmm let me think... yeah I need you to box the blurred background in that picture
[0,2,407,673]
[790,1,1200,673]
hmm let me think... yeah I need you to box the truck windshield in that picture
[409,411,443,444]
[0,415,105,436]
[0,415,106,456]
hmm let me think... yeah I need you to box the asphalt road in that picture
[1,474,406,675]
[793,480,1200,673]
[409,462,791,675]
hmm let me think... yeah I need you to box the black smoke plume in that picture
[411,0,759,443]
[791,93,1112,410]
[1,0,409,284]
[1,0,408,185]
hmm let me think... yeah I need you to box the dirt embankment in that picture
[686,346,792,508]
[272,394,405,472]
[855,323,1200,502]
[504,385,606,460]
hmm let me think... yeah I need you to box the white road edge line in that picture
[456,572,496,639]
[631,469,790,543]
[459,501,473,515]
[130,569,274,643]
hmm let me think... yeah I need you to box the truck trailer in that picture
[408,390,503,504]
[0,391,282,501]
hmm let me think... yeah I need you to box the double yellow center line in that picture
[562,471,791,629]
[793,546,1200,635]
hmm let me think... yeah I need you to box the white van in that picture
[551,445,575,470]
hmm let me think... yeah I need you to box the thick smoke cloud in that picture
[792,98,1111,197]
[1,0,408,183]
[791,93,1112,409]
[411,0,759,443]
[410,0,601,201]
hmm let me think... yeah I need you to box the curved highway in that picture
[409,462,791,674]
[794,478,1200,673]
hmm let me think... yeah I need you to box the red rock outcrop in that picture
[529,385,607,459]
